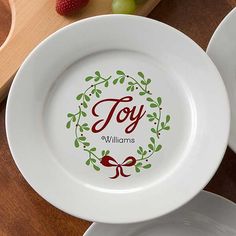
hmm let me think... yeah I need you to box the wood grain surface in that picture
[0,0,236,235]
[0,0,161,103]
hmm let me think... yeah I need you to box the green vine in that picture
[113,70,152,96]
[134,96,171,172]
[66,70,171,175]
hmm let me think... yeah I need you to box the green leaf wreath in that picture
[66,70,171,178]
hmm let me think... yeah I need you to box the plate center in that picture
[43,49,195,191]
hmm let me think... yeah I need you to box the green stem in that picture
[126,75,152,95]
[69,111,80,124]
[73,111,80,117]
[74,75,113,156]
[84,149,101,161]
[136,149,155,162]
[82,76,112,104]
[95,76,112,86]
[158,127,164,133]
[98,76,108,81]
[156,108,162,139]
[75,106,82,138]
[136,107,162,161]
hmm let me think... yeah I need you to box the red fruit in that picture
[56,0,89,15]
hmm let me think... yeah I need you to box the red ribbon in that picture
[100,155,136,179]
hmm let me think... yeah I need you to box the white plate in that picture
[84,191,236,236]
[6,15,230,223]
[207,7,236,153]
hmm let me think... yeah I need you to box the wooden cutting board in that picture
[0,0,161,102]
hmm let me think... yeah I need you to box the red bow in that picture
[100,155,136,179]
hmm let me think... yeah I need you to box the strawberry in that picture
[56,0,89,15]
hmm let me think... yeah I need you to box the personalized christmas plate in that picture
[84,191,236,236]
[6,15,230,223]
[207,7,236,153]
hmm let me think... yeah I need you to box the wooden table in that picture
[0,0,235,235]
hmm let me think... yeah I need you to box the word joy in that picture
[91,96,146,134]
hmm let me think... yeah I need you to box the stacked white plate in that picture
[207,7,236,153]
[85,191,236,236]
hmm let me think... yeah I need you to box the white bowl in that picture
[6,15,230,223]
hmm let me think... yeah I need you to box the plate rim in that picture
[84,190,236,236]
